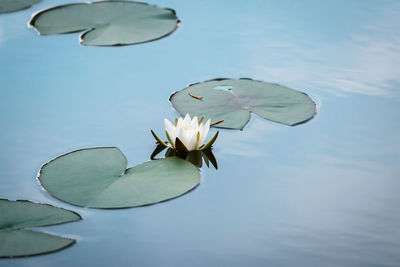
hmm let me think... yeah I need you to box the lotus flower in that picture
[151,114,219,151]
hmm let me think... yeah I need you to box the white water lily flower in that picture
[151,114,219,151]
[165,114,211,151]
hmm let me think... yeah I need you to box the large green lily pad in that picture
[170,78,316,130]
[0,199,81,258]
[29,1,179,46]
[38,147,200,208]
[0,0,41,14]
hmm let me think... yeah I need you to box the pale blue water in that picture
[1,0,400,266]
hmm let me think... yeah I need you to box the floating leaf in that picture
[0,0,41,14]
[29,1,179,46]
[0,199,80,258]
[170,78,316,130]
[38,147,200,208]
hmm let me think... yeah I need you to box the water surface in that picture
[1,0,399,266]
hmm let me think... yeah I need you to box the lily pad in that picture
[38,147,200,208]
[170,78,316,130]
[29,1,179,46]
[0,0,41,14]
[0,199,81,258]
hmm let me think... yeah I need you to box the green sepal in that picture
[165,130,175,148]
[151,130,167,147]
[202,131,219,150]
[175,137,189,152]
[194,131,200,150]
[165,148,176,158]
[202,151,210,167]
[150,144,167,160]
[198,117,205,125]
[202,148,218,169]
[186,151,203,168]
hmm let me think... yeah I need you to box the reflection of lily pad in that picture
[39,147,200,208]
[29,1,179,46]
[0,199,81,258]
[170,78,316,130]
[0,0,41,14]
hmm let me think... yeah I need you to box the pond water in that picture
[1,0,400,266]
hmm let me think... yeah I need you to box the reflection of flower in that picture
[151,114,218,152]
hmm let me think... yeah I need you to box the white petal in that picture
[199,119,211,146]
[183,114,191,125]
[190,116,198,128]
[187,132,197,150]
[183,129,193,148]
[176,117,184,128]
[205,118,211,127]
[164,119,176,146]
[164,119,174,133]
[177,127,187,147]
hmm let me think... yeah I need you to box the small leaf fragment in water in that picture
[210,120,224,126]
[189,93,203,100]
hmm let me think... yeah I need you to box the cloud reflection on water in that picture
[247,1,400,97]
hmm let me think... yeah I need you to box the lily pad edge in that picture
[36,146,125,209]
[0,232,76,258]
[0,198,82,226]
